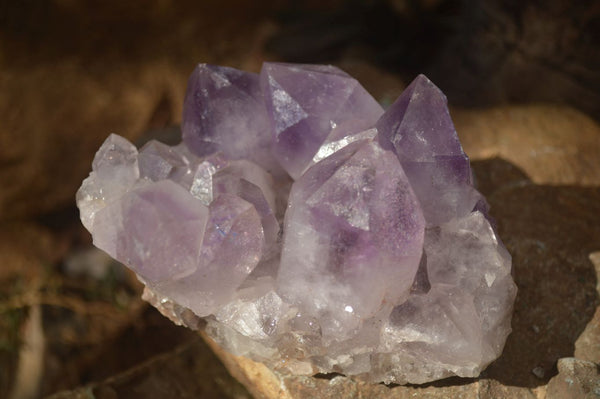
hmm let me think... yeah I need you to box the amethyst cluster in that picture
[77,63,516,384]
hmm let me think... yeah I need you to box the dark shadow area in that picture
[470,158,600,387]
[390,376,477,389]
[314,372,346,380]
[265,0,600,120]
[47,337,251,399]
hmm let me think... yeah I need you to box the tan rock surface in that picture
[454,105,600,185]
[43,103,600,399]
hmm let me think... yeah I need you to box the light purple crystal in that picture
[260,62,384,179]
[182,64,282,175]
[78,135,277,317]
[77,66,516,385]
[376,75,476,225]
[278,139,424,338]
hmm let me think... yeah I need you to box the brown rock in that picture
[546,358,600,399]
[0,1,279,221]
[453,104,600,185]
[575,252,600,364]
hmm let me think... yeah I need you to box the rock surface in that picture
[202,156,600,398]
[546,358,600,399]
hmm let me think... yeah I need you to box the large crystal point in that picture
[376,75,475,225]
[278,138,425,338]
[260,62,383,179]
[182,64,281,175]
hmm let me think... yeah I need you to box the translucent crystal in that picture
[77,67,516,385]
[78,136,277,317]
[278,138,425,339]
[376,75,476,225]
[260,62,383,179]
[182,64,281,175]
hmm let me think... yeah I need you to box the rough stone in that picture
[546,358,600,399]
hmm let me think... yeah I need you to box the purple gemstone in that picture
[182,64,281,175]
[261,62,383,179]
[376,74,475,224]
[115,180,209,285]
[278,139,425,337]
[77,64,516,385]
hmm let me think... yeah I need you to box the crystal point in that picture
[376,74,475,225]
[77,64,516,385]
[279,139,425,337]
[261,62,383,178]
[182,64,281,175]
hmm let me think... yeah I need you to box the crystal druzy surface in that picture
[77,63,517,384]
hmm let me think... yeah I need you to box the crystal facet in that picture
[376,75,475,225]
[182,64,282,175]
[260,62,384,178]
[77,64,516,385]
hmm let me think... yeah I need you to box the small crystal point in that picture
[138,140,188,181]
[376,74,464,161]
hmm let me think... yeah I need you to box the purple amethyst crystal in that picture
[77,65,516,384]
[182,64,282,175]
[376,75,477,225]
[260,62,384,178]
[278,139,425,338]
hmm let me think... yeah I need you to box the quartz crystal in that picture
[77,63,517,384]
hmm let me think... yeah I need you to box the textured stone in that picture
[546,358,600,399]
[453,105,600,186]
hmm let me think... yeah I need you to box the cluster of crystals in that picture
[77,63,517,384]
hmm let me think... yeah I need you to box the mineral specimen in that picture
[76,62,517,384]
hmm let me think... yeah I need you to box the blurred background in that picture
[1,1,599,398]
